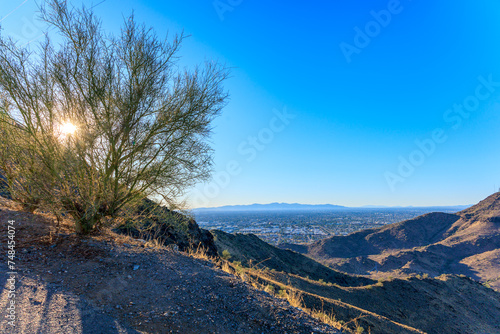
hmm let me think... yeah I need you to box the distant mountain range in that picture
[193,202,472,212]
[193,203,346,212]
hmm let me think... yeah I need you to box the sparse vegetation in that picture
[216,256,372,333]
[115,198,218,256]
[222,249,231,260]
[309,309,340,328]
[264,284,275,295]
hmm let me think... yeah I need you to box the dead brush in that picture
[307,300,344,330]
[285,288,303,308]
[341,315,368,333]
[186,243,211,261]
[220,260,369,334]
[309,308,341,329]
[220,259,234,274]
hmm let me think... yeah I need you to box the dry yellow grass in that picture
[186,243,212,261]
[284,288,303,308]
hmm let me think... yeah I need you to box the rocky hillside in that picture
[115,198,218,257]
[211,230,373,287]
[0,198,339,334]
[282,192,500,290]
[211,226,500,334]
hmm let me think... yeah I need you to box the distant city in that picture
[193,204,471,245]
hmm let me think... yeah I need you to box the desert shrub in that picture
[0,0,228,234]
[222,249,232,260]
[264,284,275,295]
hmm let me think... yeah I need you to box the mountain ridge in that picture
[280,192,500,290]
[193,202,471,212]
[210,199,500,334]
[193,203,347,212]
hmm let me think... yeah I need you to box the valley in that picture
[195,206,470,245]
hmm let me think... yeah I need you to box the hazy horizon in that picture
[192,201,474,210]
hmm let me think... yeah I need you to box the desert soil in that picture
[0,200,340,334]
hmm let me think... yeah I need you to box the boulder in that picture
[115,199,218,257]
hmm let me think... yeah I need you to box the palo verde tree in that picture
[0,0,229,234]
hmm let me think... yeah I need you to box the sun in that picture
[61,122,77,135]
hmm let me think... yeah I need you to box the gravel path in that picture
[0,263,140,334]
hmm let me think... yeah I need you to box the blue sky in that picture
[2,0,500,207]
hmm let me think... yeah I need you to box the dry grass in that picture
[186,243,212,261]
[0,196,21,210]
[284,288,303,308]
[309,308,340,329]
[221,260,233,274]
[221,263,364,333]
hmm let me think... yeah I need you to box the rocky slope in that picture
[211,230,373,287]
[0,199,339,334]
[212,227,500,334]
[282,192,500,290]
[115,198,218,257]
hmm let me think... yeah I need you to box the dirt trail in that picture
[0,265,140,334]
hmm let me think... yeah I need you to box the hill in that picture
[211,230,373,287]
[282,192,500,290]
[0,198,339,334]
[4,192,499,334]
[211,227,500,334]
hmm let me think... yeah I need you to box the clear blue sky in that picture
[2,0,500,207]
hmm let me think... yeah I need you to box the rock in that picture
[114,198,218,257]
